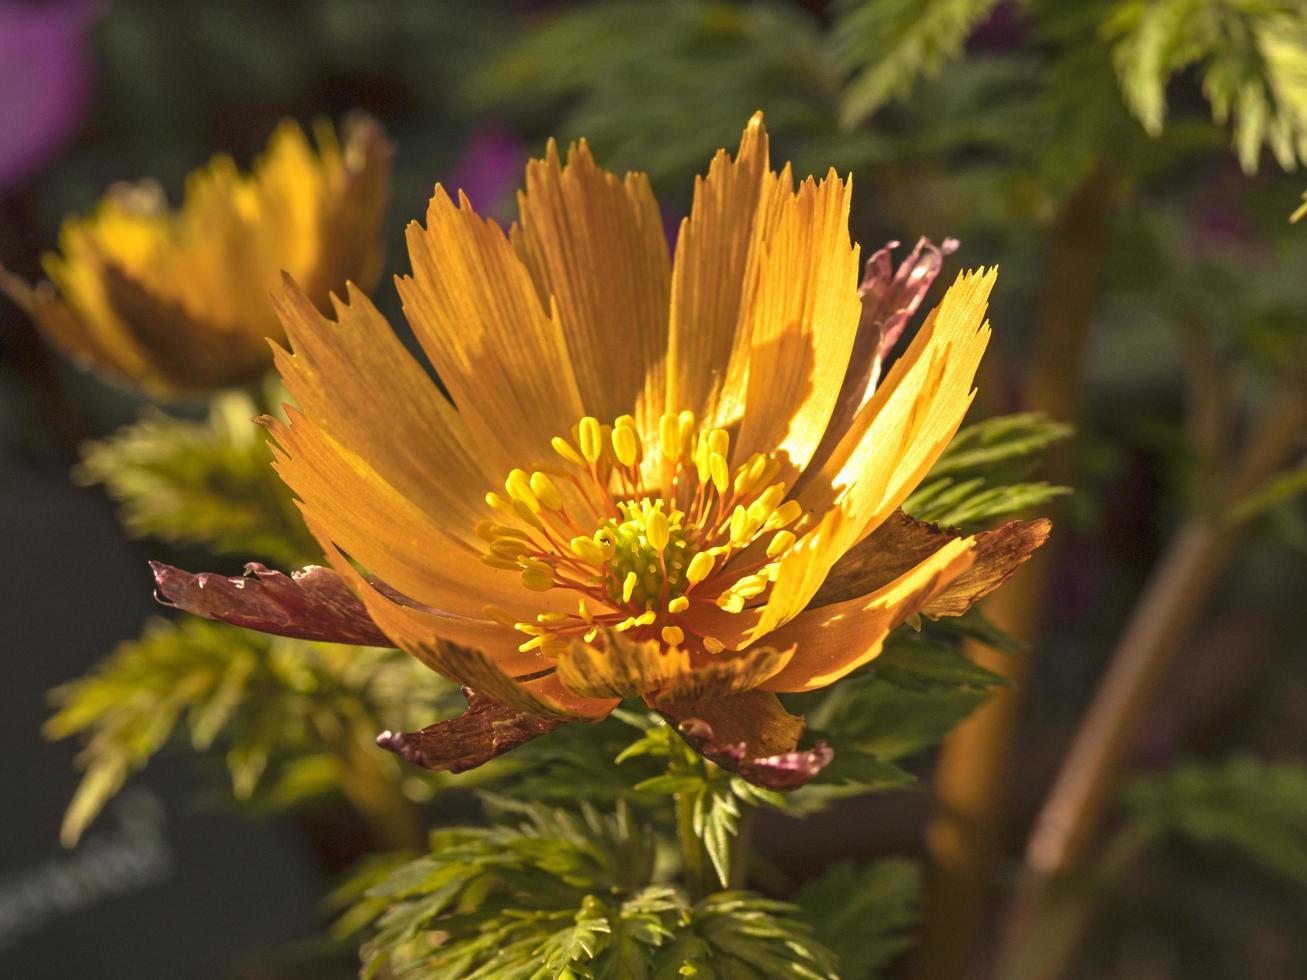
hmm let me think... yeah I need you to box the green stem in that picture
[676,793,714,900]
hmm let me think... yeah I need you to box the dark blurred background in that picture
[3,1,1306,977]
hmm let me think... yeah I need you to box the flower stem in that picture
[676,792,714,900]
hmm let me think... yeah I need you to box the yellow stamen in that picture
[612,425,639,467]
[647,509,670,552]
[530,471,564,511]
[622,571,638,603]
[661,625,684,645]
[703,636,725,654]
[767,529,797,558]
[668,595,690,614]
[578,416,603,462]
[686,551,714,584]
[551,435,586,465]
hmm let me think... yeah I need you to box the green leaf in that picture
[46,618,457,844]
[1122,755,1307,883]
[1106,0,1307,173]
[833,0,1004,127]
[793,859,922,978]
[905,412,1072,527]
[76,390,319,567]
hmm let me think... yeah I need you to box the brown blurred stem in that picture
[908,163,1116,980]
[996,392,1307,980]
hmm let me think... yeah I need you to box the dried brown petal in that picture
[659,691,833,791]
[811,511,1050,616]
[150,560,392,646]
[376,688,565,774]
[810,236,959,475]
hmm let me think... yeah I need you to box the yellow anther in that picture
[485,491,513,516]
[732,575,767,599]
[594,529,618,560]
[734,453,767,494]
[622,571,638,603]
[677,410,697,455]
[512,498,545,530]
[615,414,637,431]
[635,610,657,626]
[505,469,540,512]
[717,593,746,613]
[513,622,543,636]
[521,557,552,576]
[481,554,521,570]
[482,605,518,628]
[708,428,729,458]
[530,471,563,511]
[668,595,690,614]
[767,529,797,558]
[659,412,681,460]
[703,636,725,654]
[474,520,497,542]
[647,509,670,552]
[551,435,586,465]
[490,538,529,559]
[614,616,637,632]
[611,424,639,467]
[578,598,594,623]
[518,636,544,652]
[694,436,712,483]
[709,452,729,494]
[521,568,555,592]
[536,611,570,624]
[686,551,714,584]
[729,505,760,546]
[766,499,803,530]
[661,625,685,646]
[570,535,606,564]
[583,626,599,642]
[755,483,786,513]
[492,524,531,540]
[578,416,603,462]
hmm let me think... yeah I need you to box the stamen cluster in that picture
[476,411,804,659]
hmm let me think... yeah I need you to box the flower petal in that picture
[732,169,862,476]
[758,536,978,693]
[272,278,493,538]
[659,691,832,791]
[665,112,771,428]
[150,560,392,647]
[513,139,671,427]
[748,269,995,643]
[807,236,958,476]
[267,411,523,621]
[376,687,566,774]
[397,186,585,475]
[810,511,1051,615]
[555,631,793,702]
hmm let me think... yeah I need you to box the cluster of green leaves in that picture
[46,617,461,846]
[792,859,923,979]
[1106,0,1307,173]
[904,411,1072,528]
[334,800,839,979]
[76,389,319,567]
[1122,755,1307,882]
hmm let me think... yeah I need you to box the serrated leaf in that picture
[834,0,1004,127]
[76,391,319,566]
[793,859,922,978]
[1123,755,1307,882]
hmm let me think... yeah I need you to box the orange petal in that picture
[759,536,977,692]
[272,278,493,538]
[513,139,671,428]
[398,187,585,476]
[666,112,772,429]
[732,169,862,476]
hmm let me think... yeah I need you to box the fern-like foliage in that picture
[833,0,1004,127]
[904,411,1072,527]
[1106,0,1307,172]
[45,618,459,845]
[336,800,838,979]
[793,858,922,979]
[1123,755,1307,882]
[76,389,319,567]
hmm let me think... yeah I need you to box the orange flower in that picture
[156,114,1047,786]
[1,114,390,397]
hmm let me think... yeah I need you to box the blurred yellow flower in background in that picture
[1,113,391,397]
